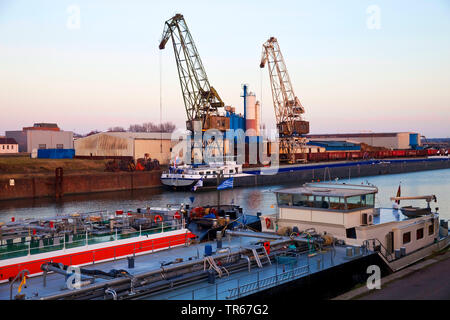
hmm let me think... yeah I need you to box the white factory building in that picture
[306,132,421,150]
[74,132,179,165]
[5,123,74,153]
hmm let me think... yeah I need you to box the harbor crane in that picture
[159,13,229,133]
[260,37,310,163]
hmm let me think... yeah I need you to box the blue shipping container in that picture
[37,149,75,159]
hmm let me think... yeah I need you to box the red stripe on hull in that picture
[0,232,196,282]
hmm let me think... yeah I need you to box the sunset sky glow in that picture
[0,0,449,137]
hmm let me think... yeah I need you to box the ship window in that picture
[206,171,210,175]
[278,193,292,206]
[416,228,424,240]
[402,232,411,244]
[346,227,357,239]
[363,194,375,207]
[293,194,307,206]
[229,170,233,173]
[314,196,329,209]
[199,172,204,175]
[428,223,434,235]
[328,196,345,210]
[346,195,363,210]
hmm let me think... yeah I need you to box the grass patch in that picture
[0,156,107,177]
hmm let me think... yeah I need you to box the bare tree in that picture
[107,126,126,132]
[128,122,176,133]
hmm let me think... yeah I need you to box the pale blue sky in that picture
[0,0,449,137]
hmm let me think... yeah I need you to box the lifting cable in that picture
[159,49,163,154]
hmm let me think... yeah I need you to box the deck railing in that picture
[162,250,315,300]
[0,220,186,261]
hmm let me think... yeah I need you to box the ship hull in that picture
[0,229,195,283]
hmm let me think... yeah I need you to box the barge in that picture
[0,206,196,283]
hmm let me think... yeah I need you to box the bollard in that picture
[127,256,135,269]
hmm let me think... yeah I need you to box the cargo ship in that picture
[260,182,450,271]
[0,206,196,283]
[160,161,253,190]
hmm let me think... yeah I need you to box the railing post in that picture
[216,283,218,300]
[139,225,142,237]
[275,262,278,284]
[86,230,88,247]
[28,241,31,256]
[257,271,260,290]
[237,278,240,298]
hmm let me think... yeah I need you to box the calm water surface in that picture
[0,169,449,223]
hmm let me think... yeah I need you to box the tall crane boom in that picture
[159,14,228,132]
[260,37,310,163]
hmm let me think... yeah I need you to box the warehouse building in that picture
[306,132,421,150]
[307,140,361,152]
[74,132,177,165]
[5,123,74,152]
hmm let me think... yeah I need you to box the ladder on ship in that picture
[246,246,272,268]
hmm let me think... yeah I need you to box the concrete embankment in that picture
[0,171,162,201]
[237,158,450,187]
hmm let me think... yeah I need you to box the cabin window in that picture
[428,223,434,235]
[292,194,314,207]
[229,170,233,173]
[328,196,345,210]
[416,228,424,240]
[206,171,210,175]
[346,227,357,239]
[363,194,375,207]
[402,232,411,244]
[199,172,204,175]
[278,193,292,206]
[314,196,329,209]
[346,195,363,210]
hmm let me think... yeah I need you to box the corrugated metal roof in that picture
[0,138,18,144]
[100,132,175,140]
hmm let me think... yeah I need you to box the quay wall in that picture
[0,158,449,201]
[236,158,450,187]
[0,171,162,201]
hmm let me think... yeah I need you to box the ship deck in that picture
[0,233,371,300]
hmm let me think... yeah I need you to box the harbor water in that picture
[0,168,449,223]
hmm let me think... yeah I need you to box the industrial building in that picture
[6,123,74,153]
[74,132,177,165]
[307,140,361,152]
[306,132,421,150]
[0,138,19,154]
